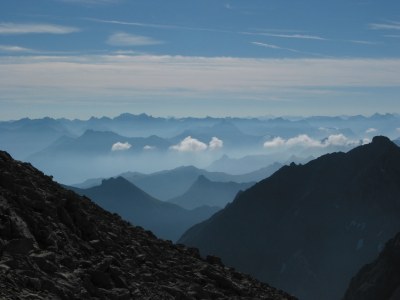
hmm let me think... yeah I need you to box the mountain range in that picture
[2,113,399,184]
[67,177,219,241]
[168,175,254,209]
[0,150,296,300]
[179,136,400,300]
[119,165,279,201]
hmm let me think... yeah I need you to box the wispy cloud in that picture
[84,18,178,30]
[384,34,400,38]
[58,0,121,4]
[0,45,33,52]
[244,32,326,40]
[143,145,156,150]
[251,42,299,53]
[348,40,379,45]
[369,21,400,30]
[84,18,233,34]
[365,128,378,134]
[0,23,79,35]
[225,3,233,10]
[107,32,163,46]
[251,41,328,57]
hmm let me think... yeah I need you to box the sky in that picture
[0,0,400,120]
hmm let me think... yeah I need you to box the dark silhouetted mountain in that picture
[343,232,400,300]
[168,175,254,210]
[67,177,219,241]
[180,136,400,300]
[0,150,296,300]
[121,165,276,201]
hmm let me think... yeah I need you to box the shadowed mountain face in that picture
[0,150,296,300]
[180,136,400,300]
[343,232,400,300]
[168,175,254,210]
[67,177,219,242]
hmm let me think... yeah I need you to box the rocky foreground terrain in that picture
[0,150,296,300]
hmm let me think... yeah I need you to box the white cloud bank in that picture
[2,56,400,93]
[1,55,400,119]
[264,134,360,149]
[170,136,223,152]
[111,142,132,151]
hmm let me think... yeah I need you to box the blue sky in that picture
[1,0,400,119]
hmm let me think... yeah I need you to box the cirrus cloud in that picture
[0,45,33,52]
[107,32,163,46]
[0,23,79,35]
[2,55,400,119]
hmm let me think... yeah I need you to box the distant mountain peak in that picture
[114,113,153,121]
[101,176,130,186]
[197,174,210,182]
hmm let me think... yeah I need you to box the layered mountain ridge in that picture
[0,150,295,299]
[168,175,254,209]
[68,177,219,241]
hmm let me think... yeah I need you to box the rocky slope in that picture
[343,232,400,300]
[180,136,400,300]
[0,150,296,300]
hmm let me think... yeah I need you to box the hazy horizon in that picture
[1,0,400,120]
[1,111,400,122]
